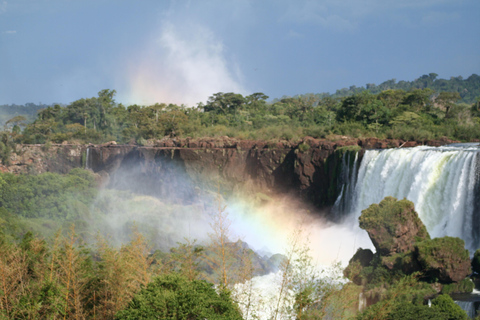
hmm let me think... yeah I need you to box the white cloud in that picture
[2,30,16,34]
[286,30,305,39]
[0,1,7,14]
[421,11,460,25]
[121,22,247,106]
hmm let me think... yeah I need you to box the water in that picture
[358,292,366,312]
[334,145,480,253]
[85,147,91,169]
[453,289,480,319]
[455,300,476,318]
[333,151,359,219]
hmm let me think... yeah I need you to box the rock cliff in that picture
[0,137,457,209]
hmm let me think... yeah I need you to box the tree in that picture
[4,115,27,131]
[337,96,361,122]
[169,239,203,281]
[115,273,243,320]
[205,194,234,288]
[204,92,246,117]
[96,230,152,319]
[436,92,461,118]
[402,88,435,112]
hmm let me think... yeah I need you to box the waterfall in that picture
[454,300,476,319]
[334,144,480,253]
[332,151,359,219]
[85,147,92,170]
[358,292,366,311]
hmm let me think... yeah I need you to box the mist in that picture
[119,21,247,107]
[88,157,373,266]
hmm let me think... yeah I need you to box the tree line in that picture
[0,74,478,147]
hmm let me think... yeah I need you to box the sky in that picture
[0,0,479,107]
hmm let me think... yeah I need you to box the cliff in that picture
[0,137,456,209]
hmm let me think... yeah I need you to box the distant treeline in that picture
[0,102,50,127]
[288,73,480,104]
[0,74,479,147]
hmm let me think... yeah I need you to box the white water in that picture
[85,147,91,169]
[337,145,480,253]
[233,265,346,320]
[455,300,476,319]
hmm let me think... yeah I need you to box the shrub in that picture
[441,278,474,294]
[298,142,310,152]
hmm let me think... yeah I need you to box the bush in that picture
[441,278,474,294]
[298,142,310,152]
[115,273,242,320]
[357,294,469,320]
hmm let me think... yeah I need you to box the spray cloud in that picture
[120,22,246,106]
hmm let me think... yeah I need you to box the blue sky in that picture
[1,0,479,106]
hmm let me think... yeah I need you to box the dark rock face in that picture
[359,197,430,256]
[0,137,458,210]
[415,237,472,283]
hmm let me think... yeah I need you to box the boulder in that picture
[359,197,430,256]
[415,237,472,283]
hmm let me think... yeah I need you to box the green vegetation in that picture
[115,273,243,320]
[317,73,480,104]
[358,197,430,255]
[358,292,469,320]
[1,74,479,146]
[415,237,472,283]
[0,169,96,219]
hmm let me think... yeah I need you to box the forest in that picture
[0,73,479,151]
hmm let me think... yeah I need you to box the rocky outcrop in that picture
[358,197,430,256]
[345,196,473,294]
[415,237,472,283]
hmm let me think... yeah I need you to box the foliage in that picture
[115,273,242,320]
[2,74,480,145]
[441,278,475,294]
[415,236,471,283]
[297,142,310,152]
[357,278,468,320]
[0,169,97,219]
